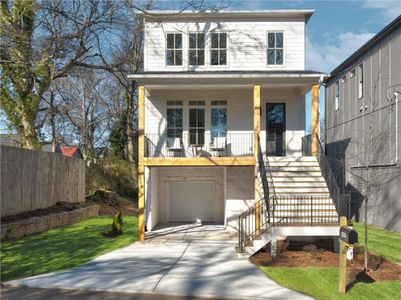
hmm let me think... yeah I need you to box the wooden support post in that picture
[311,84,319,156]
[138,85,145,241]
[254,85,261,235]
[339,216,348,294]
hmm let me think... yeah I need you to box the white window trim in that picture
[358,63,364,99]
[266,31,285,67]
[210,100,229,137]
[210,32,228,67]
[335,81,340,111]
[188,32,205,67]
[188,100,206,146]
[165,32,183,67]
[166,101,184,138]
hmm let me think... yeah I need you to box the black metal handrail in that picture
[302,133,351,219]
[238,134,274,253]
[273,195,341,226]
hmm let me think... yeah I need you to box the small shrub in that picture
[102,211,124,238]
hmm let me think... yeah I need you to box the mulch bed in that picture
[1,201,93,224]
[250,239,401,282]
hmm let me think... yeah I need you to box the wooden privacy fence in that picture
[0,145,86,217]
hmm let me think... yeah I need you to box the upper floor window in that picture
[167,101,183,138]
[166,33,182,66]
[335,81,340,111]
[211,33,227,65]
[189,33,205,66]
[267,32,284,65]
[358,63,363,99]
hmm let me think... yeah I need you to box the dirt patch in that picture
[250,239,401,282]
[1,201,92,224]
[86,190,137,216]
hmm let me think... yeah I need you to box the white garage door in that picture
[168,182,215,223]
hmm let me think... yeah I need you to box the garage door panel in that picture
[169,182,214,222]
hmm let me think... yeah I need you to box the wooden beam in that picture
[339,216,348,293]
[311,84,319,156]
[138,85,145,241]
[143,156,255,166]
[253,85,261,156]
[254,85,261,234]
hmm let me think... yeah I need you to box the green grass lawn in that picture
[261,223,401,300]
[1,215,138,282]
[353,222,401,264]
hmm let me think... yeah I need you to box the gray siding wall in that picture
[325,30,401,232]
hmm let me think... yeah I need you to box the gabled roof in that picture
[327,15,401,83]
[136,9,315,23]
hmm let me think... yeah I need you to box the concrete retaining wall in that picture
[1,205,100,240]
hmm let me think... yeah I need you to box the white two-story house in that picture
[130,10,347,255]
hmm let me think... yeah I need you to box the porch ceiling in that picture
[128,70,327,95]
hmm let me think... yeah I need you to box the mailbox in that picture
[339,226,358,244]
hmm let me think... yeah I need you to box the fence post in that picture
[310,196,313,226]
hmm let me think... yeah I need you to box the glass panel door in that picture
[266,103,286,156]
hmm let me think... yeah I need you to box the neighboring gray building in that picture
[325,16,401,232]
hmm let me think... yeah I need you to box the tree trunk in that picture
[126,82,136,178]
[364,194,368,271]
[20,116,40,149]
[50,91,57,152]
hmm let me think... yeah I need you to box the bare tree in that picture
[0,0,125,149]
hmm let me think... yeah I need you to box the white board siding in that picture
[145,87,305,156]
[145,167,159,231]
[144,20,305,72]
[225,166,255,232]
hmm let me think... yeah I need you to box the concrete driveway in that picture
[6,225,311,300]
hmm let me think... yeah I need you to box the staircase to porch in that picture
[237,134,350,258]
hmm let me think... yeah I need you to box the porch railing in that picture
[273,195,343,226]
[145,132,253,158]
[302,133,351,219]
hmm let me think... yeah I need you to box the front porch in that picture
[133,71,324,241]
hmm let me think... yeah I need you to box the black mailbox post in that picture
[339,226,358,244]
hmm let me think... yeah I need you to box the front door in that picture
[266,103,286,156]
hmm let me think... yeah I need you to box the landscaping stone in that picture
[1,205,100,240]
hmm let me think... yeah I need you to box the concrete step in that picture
[237,231,277,259]
[273,182,328,188]
[274,191,330,196]
[270,177,326,183]
[273,187,329,193]
[267,161,320,167]
[270,171,322,177]
[267,156,317,162]
[269,166,322,172]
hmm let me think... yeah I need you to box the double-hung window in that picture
[166,33,182,66]
[335,81,340,111]
[267,32,284,65]
[211,33,227,65]
[167,101,183,138]
[189,33,205,66]
[211,100,227,138]
[189,101,205,145]
[358,63,363,99]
